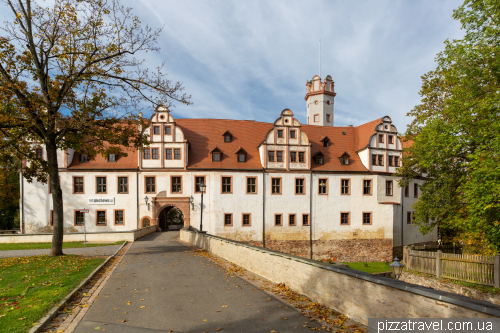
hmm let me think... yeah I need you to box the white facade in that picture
[20,76,436,261]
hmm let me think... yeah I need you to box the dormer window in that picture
[290,130,296,139]
[235,148,247,163]
[320,136,331,148]
[164,126,172,135]
[378,134,384,143]
[108,154,116,162]
[339,152,350,165]
[213,152,220,161]
[388,135,394,144]
[222,130,233,143]
[277,130,283,138]
[316,156,323,165]
[80,154,88,163]
[238,153,245,162]
[153,126,160,135]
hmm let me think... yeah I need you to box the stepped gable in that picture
[176,118,273,170]
[301,125,368,172]
[69,146,139,169]
[354,118,382,151]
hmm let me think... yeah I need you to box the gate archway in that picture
[152,195,190,231]
[157,206,184,231]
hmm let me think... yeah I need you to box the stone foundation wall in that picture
[399,271,500,306]
[247,238,393,262]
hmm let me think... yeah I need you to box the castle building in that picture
[20,75,436,262]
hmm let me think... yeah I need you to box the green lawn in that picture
[0,241,124,251]
[344,261,392,274]
[0,255,104,332]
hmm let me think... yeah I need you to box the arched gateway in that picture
[151,191,190,231]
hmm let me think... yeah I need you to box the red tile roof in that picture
[69,147,138,169]
[354,118,382,151]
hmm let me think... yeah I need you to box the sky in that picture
[124,0,465,133]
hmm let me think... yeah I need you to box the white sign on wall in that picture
[88,197,115,205]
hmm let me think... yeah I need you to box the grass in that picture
[343,261,392,274]
[0,241,124,251]
[0,255,105,332]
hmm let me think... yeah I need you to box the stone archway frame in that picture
[140,216,153,228]
[152,196,190,231]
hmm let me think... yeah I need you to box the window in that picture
[213,152,220,161]
[290,152,297,162]
[75,211,84,226]
[363,179,372,195]
[378,134,384,143]
[405,185,409,197]
[153,126,160,135]
[242,213,251,226]
[246,177,256,194]
[80,154,88,163]
[342,157,349,165]
[224,135,231,143]
[302,214,310,226]
[271,178,281,194]
[277,129,283,138]
[238,153,245,162]
[276,151,283,162]
[275,214,282,226]
[174,149,181,160]
[290,130,296,139]
[389,156,394,166]
[171,176,182,193]
[298,152,305,163]
[318,179,327,194]
[363,212,372,225]
[316,156,323,165]
[165,148,172,159]
[96,210,106,226]
[224,213,232,226]
[372,154,377,166]
[386,180,393,196]
[268,151,275,162]
[195,176,205,193]
[35,148,43,159]
[118,177,128,194]
[340,212,350,225]
[143,148,150,159]
[114,210,124,225]
[394,156,400,167]
[222,176,232,193]
[388,135,394,144]
[414,183,418,198]
[295,178,305,195]
[152,148,159,159]
[108,154,116,162]
[378,155,384,166]
[164,126,171,135]
[314,114,319,122]
[407,211,412,224]
[322,140,329,148]
[96,176,107,193]
[145,176,156,193]
[341,179,350,195]
[289,214,296,226]
[73,176,84,193]
[326,114,331,123]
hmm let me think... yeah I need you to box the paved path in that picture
[73,232,323,333]
[0,245,121,258]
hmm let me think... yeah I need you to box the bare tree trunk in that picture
[46,139,64,256]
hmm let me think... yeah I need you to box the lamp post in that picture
[199,182,207,232]
[390,257,405,280]
[144,196,149,211]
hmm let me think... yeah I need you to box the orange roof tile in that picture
[69,147,138,169]
[354,118,382,151]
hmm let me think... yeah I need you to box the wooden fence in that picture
[403,247,500,287]
[412,244,462,254]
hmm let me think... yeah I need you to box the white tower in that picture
[305,75,336,126]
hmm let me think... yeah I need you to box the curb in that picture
[29,242,128,333]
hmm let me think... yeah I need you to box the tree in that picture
[0,0,190,255]
[397,0,500,254]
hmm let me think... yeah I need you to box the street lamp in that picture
[199,182,207,232]
[144,196,149,211]
[390,257,405,280]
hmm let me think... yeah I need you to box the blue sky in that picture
[128,0,465,133]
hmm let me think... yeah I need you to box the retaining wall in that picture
[180,229,500,325]
[0,225,157,243]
